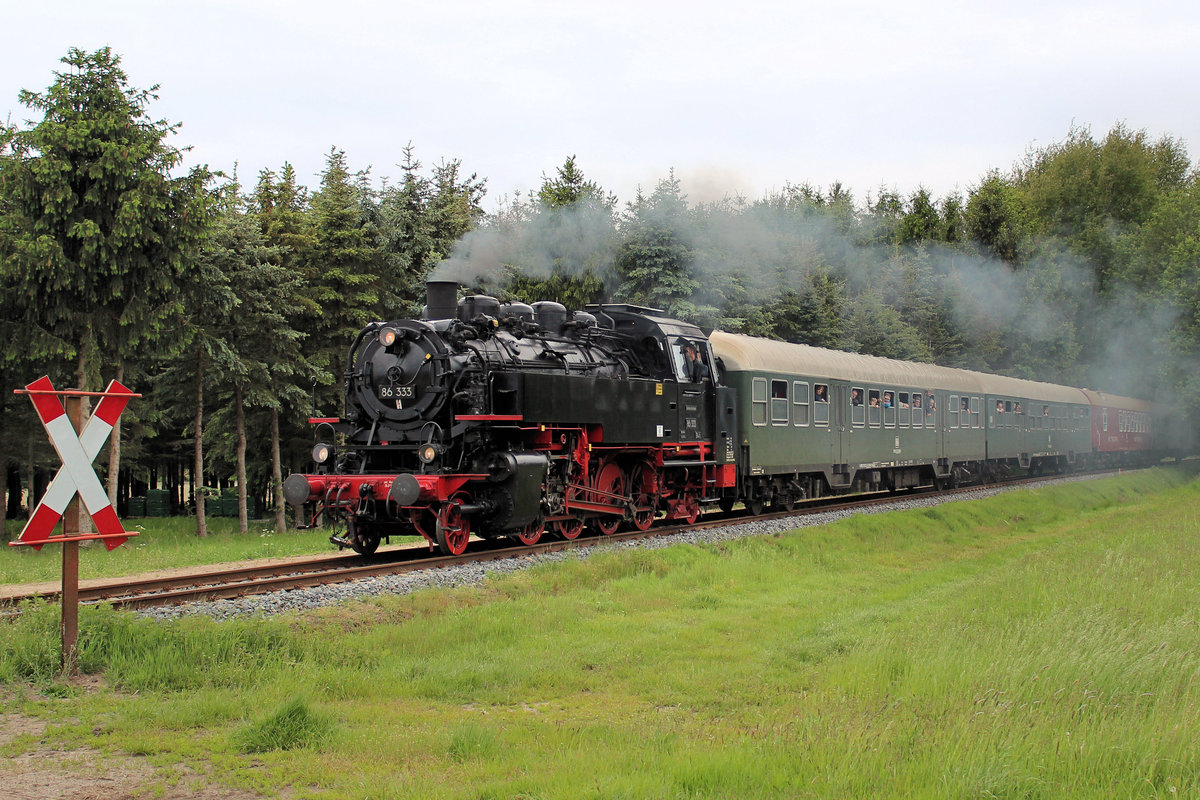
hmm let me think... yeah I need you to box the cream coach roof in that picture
[709,331,1088,404]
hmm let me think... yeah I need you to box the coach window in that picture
[793,381,810,426]
[868,389,881,427]
[1102,408,1108,432]
[949,395,960,428]
[814,384,830,426]
[898,392,911,427]
[851,386,865,427]
[883,390,896,428]
[971,397,982,428]
[752,377,767,426]
[771,380,789,425]
[910,389,924,428]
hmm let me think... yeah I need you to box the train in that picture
[283,281,1176,556]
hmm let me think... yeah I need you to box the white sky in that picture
[5,0,1199,210]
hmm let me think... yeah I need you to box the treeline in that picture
[2,47,1199,535]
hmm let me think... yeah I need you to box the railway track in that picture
[0,471,1138,613]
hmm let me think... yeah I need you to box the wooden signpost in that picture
[9,377,139,673]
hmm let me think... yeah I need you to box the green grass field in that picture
[2,469,1198,798]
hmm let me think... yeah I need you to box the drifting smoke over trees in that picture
[2,48,1199,528]
[442,125,1199,411]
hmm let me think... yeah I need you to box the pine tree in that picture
[0,47,211,390]
[615,172,697,317]
[304,148,380,410]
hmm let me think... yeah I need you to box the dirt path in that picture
[1,681,263,800]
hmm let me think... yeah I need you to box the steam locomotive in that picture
[284,281,1168,556]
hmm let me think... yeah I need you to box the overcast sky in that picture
[5,1,1198,210]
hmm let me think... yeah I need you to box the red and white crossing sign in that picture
[17,376,136,551]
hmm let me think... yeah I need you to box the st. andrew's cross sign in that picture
[10,376,140,672]
[14,376,137,550]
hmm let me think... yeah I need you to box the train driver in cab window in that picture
[679,341,710,382]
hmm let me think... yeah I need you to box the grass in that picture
[1,468,1198,798]
[2,515,342,585]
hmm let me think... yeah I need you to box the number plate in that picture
[379,385,415,399]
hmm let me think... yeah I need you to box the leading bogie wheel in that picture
[435,498,471,556]
[348,521,381,556]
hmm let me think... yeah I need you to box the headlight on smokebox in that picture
[418,444,441,464]
[378,327,398,347]
[312,443,333,464]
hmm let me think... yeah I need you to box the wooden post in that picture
[61,394,83,674]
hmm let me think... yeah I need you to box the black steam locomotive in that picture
[283,281,737,555]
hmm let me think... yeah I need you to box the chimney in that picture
[425,281,459,321]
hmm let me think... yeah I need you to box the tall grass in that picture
[2,469,1197,798]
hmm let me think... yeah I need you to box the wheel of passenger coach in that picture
[746,497,766,516]
[772,495,796,512]
[591,461,624,536]
[511,517,545,546]
[348,521,381,556]
[435,495,472,556]
[628,461,659,531]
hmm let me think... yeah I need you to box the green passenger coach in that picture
[709,331,1092,511]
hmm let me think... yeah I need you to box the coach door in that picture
[832,383,848,480]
